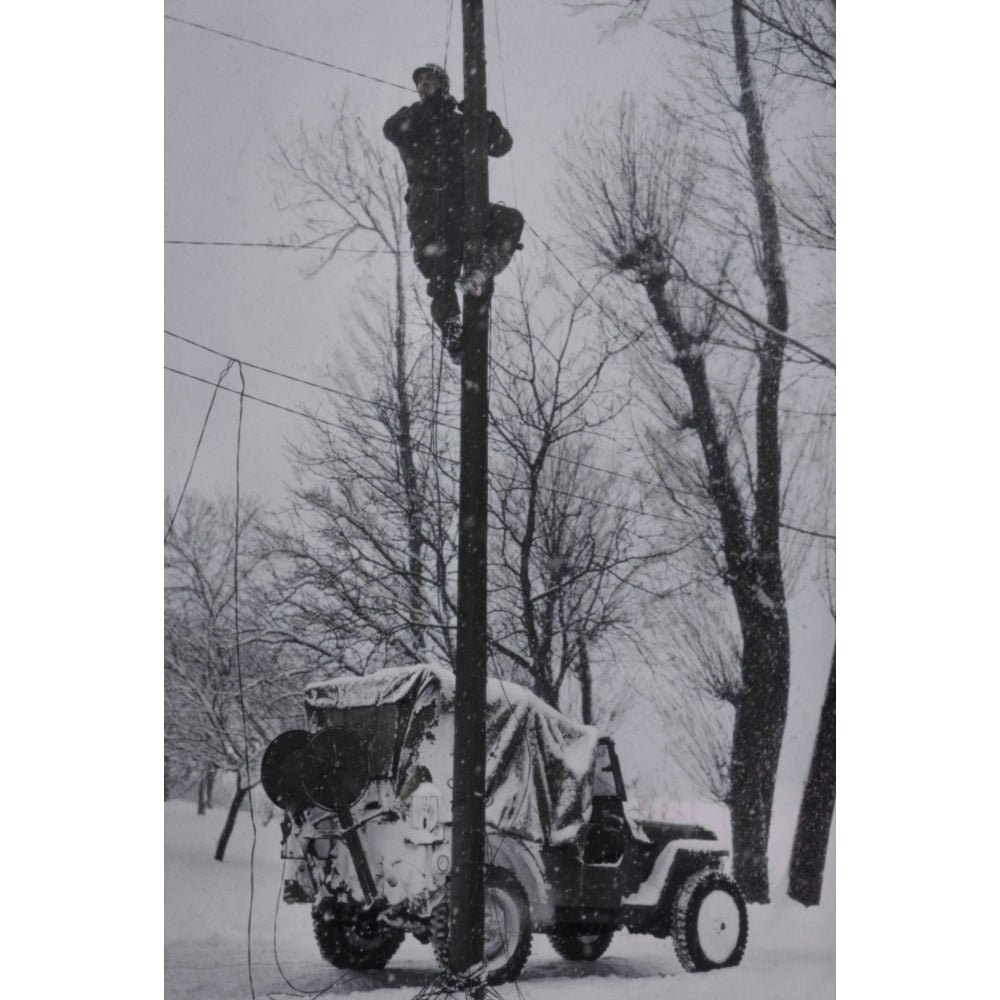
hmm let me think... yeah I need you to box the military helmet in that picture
[412,63,450,95]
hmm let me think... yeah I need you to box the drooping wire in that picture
[166,361,828,542]
[166,314,826,504]
[164,358,234,542]
[525,218,835,372]
[226,362,260,1000]
[165,15,412,91]
[271,859,303,993]
[165,239,406,253]
[491,0,518,209]
[270,866,372,1000]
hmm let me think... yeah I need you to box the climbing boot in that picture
[459,251,498,297]
[442,316,463,365]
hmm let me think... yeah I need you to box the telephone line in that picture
[165,239,404,254]
[530,220,833,371]
[165,364,697,530]
[166,364,402,449]
[165,14,412,91]
[166,363,830,545]
[166,331,833,542]
[167,329,681,496]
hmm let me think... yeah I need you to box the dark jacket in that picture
[383,93,513,192]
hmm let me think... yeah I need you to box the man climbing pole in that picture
[384,62,524,364]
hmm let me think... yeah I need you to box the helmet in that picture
[412,63,450,95]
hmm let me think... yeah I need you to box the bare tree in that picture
[273,97,410,272]
[486,273,648,716]
[164,496,302,859]
[569,0,834,90]
[265,321,460,673]
[490,272,635,722]
[559,0,834,901]
[267,102,461,673]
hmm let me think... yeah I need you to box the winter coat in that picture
[383,93,513,194]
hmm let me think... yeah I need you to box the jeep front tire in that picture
[670,869,748,972]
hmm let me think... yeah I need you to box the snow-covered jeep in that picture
[261,664,747,984]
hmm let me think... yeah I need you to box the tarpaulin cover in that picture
[304,664,599,846]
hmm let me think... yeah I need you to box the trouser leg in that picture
[416,249,460,329]
[408,188,463,330]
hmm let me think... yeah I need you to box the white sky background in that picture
[3,2,999,997]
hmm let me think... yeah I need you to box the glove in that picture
[457,101,501,125]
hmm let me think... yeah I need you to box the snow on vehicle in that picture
[260,664,748,984]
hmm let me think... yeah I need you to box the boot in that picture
[459,250,499,297]
[441,315,463,365]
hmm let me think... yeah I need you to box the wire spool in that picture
[260,729,312,812]
[300,727,371,810]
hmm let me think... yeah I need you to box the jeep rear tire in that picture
[547,925,615,961]
[431,865,532,984]
[670,869,748,972]
[312,908,404,970]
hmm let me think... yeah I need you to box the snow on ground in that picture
[165,800,834,1000]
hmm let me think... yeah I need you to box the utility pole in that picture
[449,0,489,988]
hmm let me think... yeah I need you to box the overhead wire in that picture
[164,358,235,542]
[165,14,412,91]
[175,355,364,1000]
[165,239,405,254]
[491,0,518,210]
[230,362,260,1000]
[167,10,831,409]
[166,334,833,543]
[164,362,708,534]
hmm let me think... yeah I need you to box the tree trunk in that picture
[215,774,249,862]
[577,636,593,726]
[392,247,425,654]
[728,615,790,902]
[197,766,216,815]
[726,0,793,904]
[788,648,836,906]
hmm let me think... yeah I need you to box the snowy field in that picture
[165,800,834,1000]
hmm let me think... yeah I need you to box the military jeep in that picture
[261,664,747,984]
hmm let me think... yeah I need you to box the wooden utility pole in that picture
[449,0,490,985]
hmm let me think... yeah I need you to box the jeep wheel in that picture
[670,869,748,972]
[312,908,404,970]
[547,925,615,961]
[431,866,532,984]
